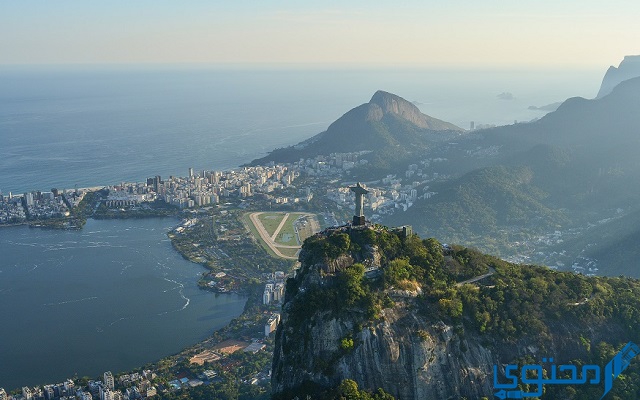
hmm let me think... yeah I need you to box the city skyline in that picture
[1,1,639,68]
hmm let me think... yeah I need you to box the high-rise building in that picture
[264,313,281,336]
[64,379,75,393]
[104,371,115,390]
[43,385,55,400]
[188,167,194,178]
[79,392,93,400]
[25,192,35,207]
[100,387,114,400]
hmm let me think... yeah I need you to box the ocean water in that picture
[0,218,246,390]
[0,66,602,194]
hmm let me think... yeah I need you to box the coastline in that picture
[1,199,283,396]
[1,144,320,395]
[0,217,246,387]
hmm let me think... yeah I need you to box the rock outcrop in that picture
[272,294,497,399]
[596,55,640,98]
[272,226,639,400]
[271,228,500,399]
[367,90,461,131]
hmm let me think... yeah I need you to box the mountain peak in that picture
[596,55,640,98]
[249,91,462,167]
[367,90,460,130]
[368,90,426,127]
[369,90,406,106]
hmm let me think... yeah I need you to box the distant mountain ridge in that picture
[250,91,462,166]
[250,71,640,278]
[596,55,640,98]
[387,76,640,270]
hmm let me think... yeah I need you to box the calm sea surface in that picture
[0,66,601,194]
[0,66,603,389]
[0,218,246,390]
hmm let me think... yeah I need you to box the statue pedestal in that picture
[352,216,366,226]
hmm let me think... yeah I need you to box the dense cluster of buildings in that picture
[2,370,159,400]
[325,161,445,221]
[262,271,286,306]
[106,164,299,210]
[0,194,26,223]
[261,272,285,338]
[0,189,87,224]
[292,151,370,177]
[2,150,449,227]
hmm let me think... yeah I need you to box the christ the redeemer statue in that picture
[350,182,369,226]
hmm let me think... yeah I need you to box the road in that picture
[455,267,496,287]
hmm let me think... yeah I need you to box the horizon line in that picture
[0,61,607,72]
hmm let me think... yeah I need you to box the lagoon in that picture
[0,218,246,390]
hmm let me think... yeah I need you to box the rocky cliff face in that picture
[272,235,499,399]
[272,295,497,399]
[367,90,461,131]
[596,55,640,98]
[271,226,636,400]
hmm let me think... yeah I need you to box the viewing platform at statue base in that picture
[352,215,366,226]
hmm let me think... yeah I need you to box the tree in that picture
[337,263,366,307]
[384,258,411,286]
[328,233,351,258]
[336,379,362,400]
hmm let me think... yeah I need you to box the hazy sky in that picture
[2,0,639,67]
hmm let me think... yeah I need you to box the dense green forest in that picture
[280,226,640,399]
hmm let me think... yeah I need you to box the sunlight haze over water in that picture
[1,1,639,67]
